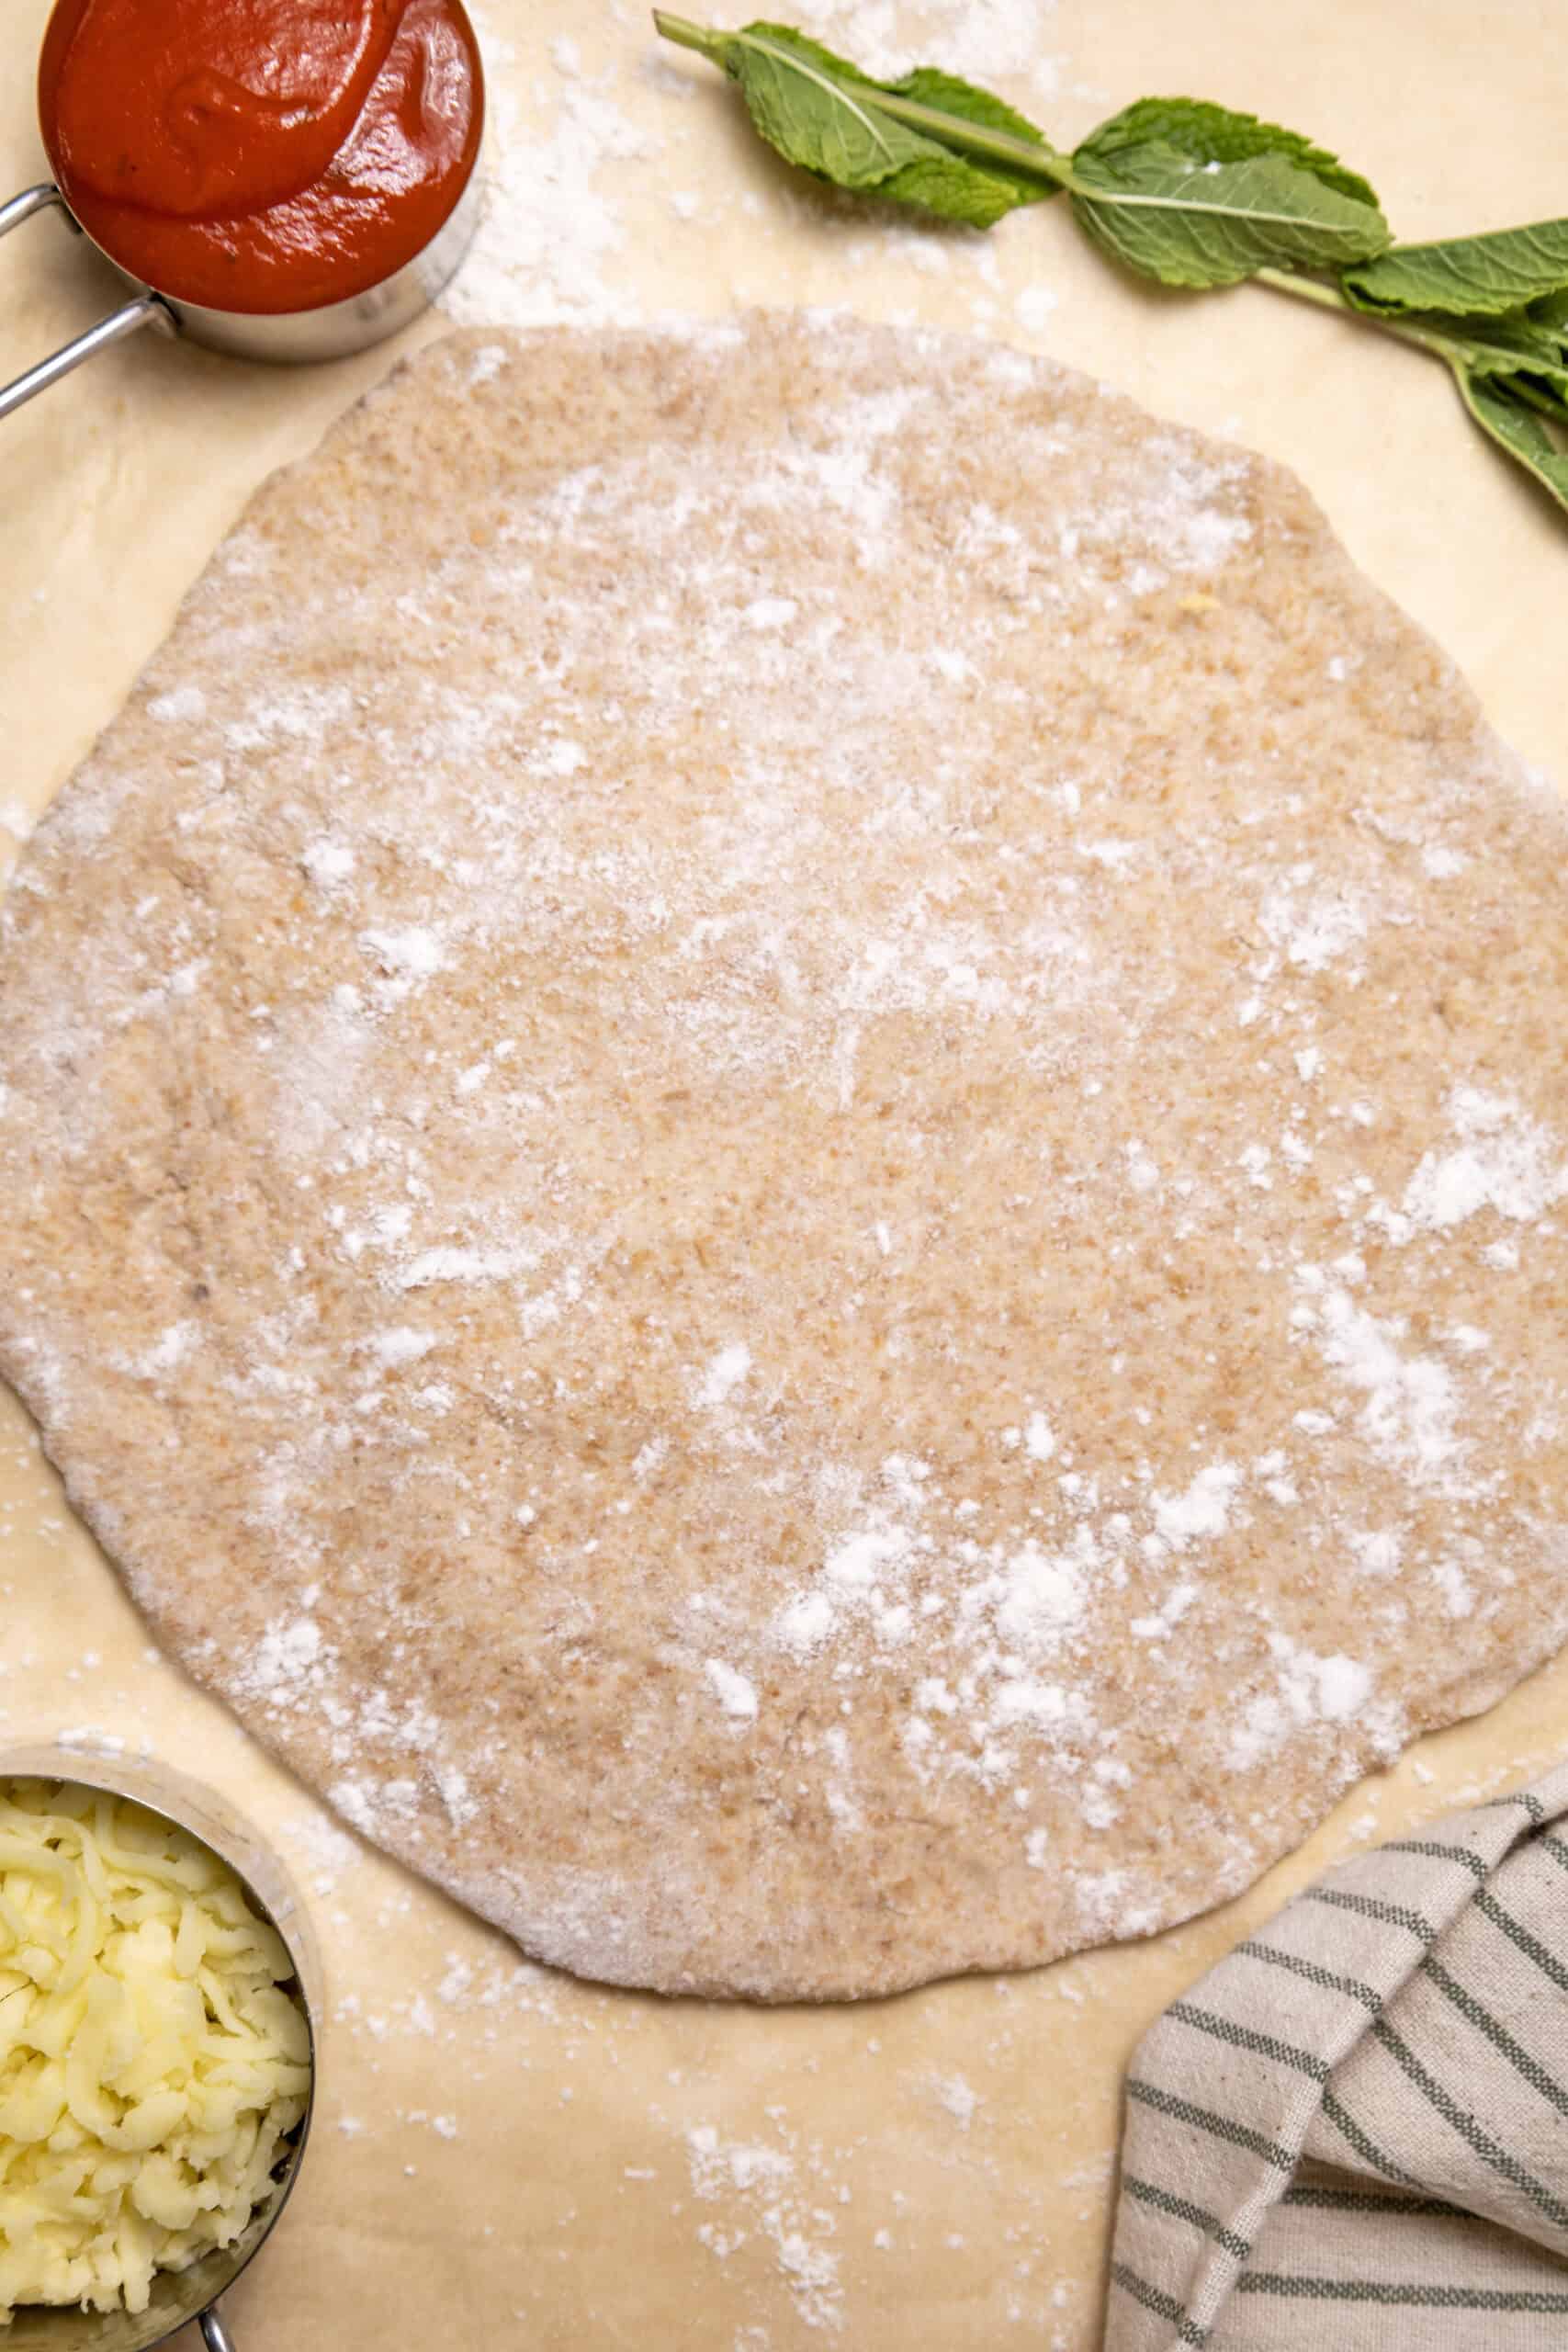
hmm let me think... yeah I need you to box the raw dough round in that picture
[2,316,1565,2000]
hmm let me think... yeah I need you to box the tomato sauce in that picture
[39,0,483,314]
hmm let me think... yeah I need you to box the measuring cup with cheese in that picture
[0,1751,317,2352]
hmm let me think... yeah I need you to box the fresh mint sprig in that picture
[654,18,1070,227]
[654,11,1568,520]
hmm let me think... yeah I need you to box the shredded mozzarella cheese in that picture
[0,1780,310,2321]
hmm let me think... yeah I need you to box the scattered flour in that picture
[1401,1088,1568,1235]
[1260,885,1370,973]
[243,1616,324,1701]
[1227,1640,1375,1772]
[1022,1411,1055,1463]
[696,1342,753,1408]
[686,2125,842,2333]
[1303,1286,1466,1491]
[705,1658,761,1722]
[303,838,357,887]
[931,2072,980,2129]
[1151,1464,1239,1548]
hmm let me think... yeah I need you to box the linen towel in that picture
[1106,1763,1568,2348]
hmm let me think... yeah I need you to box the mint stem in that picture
[823,86,1075,187]
[1258,265,1482,367]
[1252,265,1353,315]
[1258,270,1567,447]
[653,10,729,62]
[1482,374,1567,422]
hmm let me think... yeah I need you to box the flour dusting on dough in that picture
[0,316,1564,1999]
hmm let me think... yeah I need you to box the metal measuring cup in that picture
[0,124,484,421]
[0,1745,320,2352]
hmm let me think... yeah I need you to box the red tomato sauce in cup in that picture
[38,0,483,314]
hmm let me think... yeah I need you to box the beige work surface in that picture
[0,2,1562,2344]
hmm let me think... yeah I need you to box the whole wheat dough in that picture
[1,315,1565,2000]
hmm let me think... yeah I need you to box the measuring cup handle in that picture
[0,293,174,419]
[200,2303,239,2352]
[0,180,176,419]
[0,183,74,239]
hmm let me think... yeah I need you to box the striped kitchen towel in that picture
[1105,1762,1568,2348]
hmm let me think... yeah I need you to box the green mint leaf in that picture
[1345,217,1568,317]
[865,156,1045,230]
[1452,367,1568,513]
[1077,96,1380,209]
[705,23,944,193]
[1069,139,1389,290]
[662,17,1061,229]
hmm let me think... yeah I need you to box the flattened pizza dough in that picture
[2,314,1565,1999]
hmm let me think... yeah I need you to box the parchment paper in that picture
[1,3,1562,2344]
